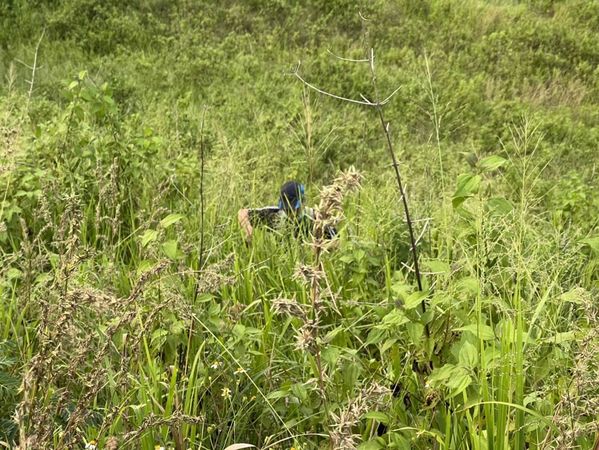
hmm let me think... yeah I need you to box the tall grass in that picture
[1,0,598,449]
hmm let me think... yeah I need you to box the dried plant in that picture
[541,289,599,449]
[329,383,392,450]
[287,168,362,447]
[272,297,308,320]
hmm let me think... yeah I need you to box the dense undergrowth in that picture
[0,0,598,449]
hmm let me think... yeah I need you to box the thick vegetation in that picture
[0,0,598,449]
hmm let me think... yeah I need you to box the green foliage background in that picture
[0,0,598,449]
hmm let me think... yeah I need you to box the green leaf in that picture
[403,291,427,310]
[160,213,184,229]
[422,259,450,273]
[364,411,390,424]
[559,289,585,304]
[357,438,385,450]
[479,155,507,172]
[580,236,599,254]
[446,367,472,397]
[486,197,513,215]
[365,328,386,346]
[455,324,495,340]
[452,174,481,208]
[428,363,456,385]
[454,174,481,198]
[6,268,22,280]
[378,309,409,329]
[140,229,158,247]
[161,240,179,259]
[406,322,424,344]
[458,341,478,368]
[457,277,479,294]
[542,331,576,344]
[380,338,397,354]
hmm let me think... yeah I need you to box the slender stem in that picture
[198,107,207,269]
[26,28,45,111]
[375,105,430,338]
[367,48,430,338]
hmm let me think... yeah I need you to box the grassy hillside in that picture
[0,1,598,449]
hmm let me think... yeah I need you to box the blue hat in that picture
[278,181,305,211]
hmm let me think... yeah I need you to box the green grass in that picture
[0,0,598,449]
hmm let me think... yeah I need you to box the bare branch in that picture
[26,28,46,109]
[380,85,403,105]
[292,64,376,106]
[326,48,369,63]
[412,217,431,249]
[293,64,401,108]
[358,11,370,21]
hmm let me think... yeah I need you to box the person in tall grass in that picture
[238,180,335,243]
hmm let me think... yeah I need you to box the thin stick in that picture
[26,28,46,110]
[292,66,375,106]
[326,48,369,63]
[366,48,430,338]
[198,107,207,269]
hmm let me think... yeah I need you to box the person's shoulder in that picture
[248,206,283,225]
[248,206,280,214]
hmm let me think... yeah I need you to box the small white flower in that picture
[85,441,97,450]
[221,387,231,400]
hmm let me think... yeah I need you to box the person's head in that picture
[278,181,305,214]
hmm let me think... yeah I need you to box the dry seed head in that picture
[105,437,119,450]
[272,297,308,320]
[317,167,363,217]
[295,320,319,353]
[329,382,391,449]
[293,264,324,285]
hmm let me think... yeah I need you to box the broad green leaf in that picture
[455,324,495,340]
[266,390,287,401]
[140,229,158,247]
[161,239,179,259]
[321,346,341,366]
[364,411,390,424]
[6,267,22,280]
[358,438,385,450]
[403,291,428,310]
[559,289,585,304]
[366,328,386,346]
[423,259,450,274]
[379,309,410,328]
[453,174,481,206]
[486,197,513,215]
[406,322,424,344]
[580,236,599,254]
[457,277,479,294]
[428,363,456,385]
[479,155,507,172]
[446,367,472,397]
[458,341,478,368]
[160,213,184,229]
[542,331,576,344]
[136,259,154,275]
[380,338,398,354]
